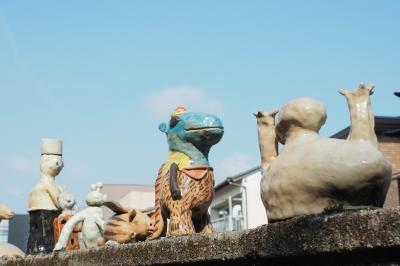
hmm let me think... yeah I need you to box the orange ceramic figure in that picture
[104,208,154,244]
[149,108,224,239]
[53,215,80,250]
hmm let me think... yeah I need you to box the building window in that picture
[211,194,245,232]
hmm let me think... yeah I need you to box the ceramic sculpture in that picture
[149,107,224,239]
[53,190,80,250]
[27,139,64,254]
[254,84,392,222]
[104,203,154,244]
[54,183,106,251]
[0,204,25,258]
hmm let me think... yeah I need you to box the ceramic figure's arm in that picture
[93,210,105,234]
[253,109,279,170]
[46,185,63,209]
[54,210,86,251]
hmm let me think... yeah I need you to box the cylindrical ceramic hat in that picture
[41,139,62,155]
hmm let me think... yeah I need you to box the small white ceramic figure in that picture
[58,189,76,216]
[27,139,65,254]
[0,204,25,258]
[54,183,107,251]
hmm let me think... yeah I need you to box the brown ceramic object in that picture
[104,209,154,243]
[149,165,215,239]
[53,215,80,250]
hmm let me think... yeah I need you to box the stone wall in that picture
[380,136,400,176]
[3,207,400,265]
[380,136,400,207]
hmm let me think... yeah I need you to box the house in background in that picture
[0,214,30,252]
[210,167,267,232]
[0,220,8,243]
[102,184,154,218]
[211,115,400,232]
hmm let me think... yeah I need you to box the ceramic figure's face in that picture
[40,155,64,177]
[86,190,107,206]
[132,211,154,240]
[58,192,76,210]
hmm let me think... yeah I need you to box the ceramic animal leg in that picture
[339,83,378,147]
[253,109,279,170]
[193,212,214,233]
[168,206,195,236]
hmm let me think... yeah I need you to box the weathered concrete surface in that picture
[2,207,400,265]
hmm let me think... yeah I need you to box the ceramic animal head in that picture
[276,97,327,144]
[0,203,14,221]
[86,183,107,206]
[58,190,76,211]
[159,107,224,159]
[40,155,64,177]
[105,209,154,243]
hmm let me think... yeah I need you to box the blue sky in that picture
[0,1,398,213]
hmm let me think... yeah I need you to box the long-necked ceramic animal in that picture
[149,107,224,239]
[254,84,392,221]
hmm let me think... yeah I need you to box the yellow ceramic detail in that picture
[162,151,191,174]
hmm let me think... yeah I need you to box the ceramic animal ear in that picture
[128,209,137,222]
[159,123,167,133]
[146,209,156,218]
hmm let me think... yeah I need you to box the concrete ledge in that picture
[3,207,400,265]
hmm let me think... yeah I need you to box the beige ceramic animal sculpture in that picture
[0,204,25,258]
[254,84,392,222]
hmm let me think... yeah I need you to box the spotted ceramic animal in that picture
[254,84,392,221]
[149,107,224,239]
[104,207,154,244]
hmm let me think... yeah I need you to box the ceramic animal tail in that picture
[149,107,224,240]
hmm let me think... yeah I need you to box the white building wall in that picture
[242,170,268,228]
[0,220,9,243]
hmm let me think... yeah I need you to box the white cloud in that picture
[216,153,258,179]
[1,155,36,175]
[145,86,223,119]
